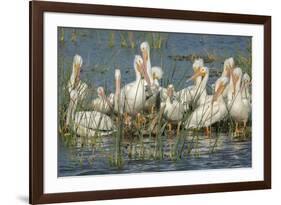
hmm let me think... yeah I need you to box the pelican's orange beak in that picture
[115,71,121,96]
[142,49,148,77]
[138,60,151,86]
[153,72,159,81]
[142,48,148,62]
[213,83,225,102]
[74,63,81,83]
[167,87,173,97]
[186,67,205,83]
[231,71,239,96]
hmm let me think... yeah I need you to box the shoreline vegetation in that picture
[58,28,252,171]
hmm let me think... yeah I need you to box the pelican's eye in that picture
[201,68,206,76]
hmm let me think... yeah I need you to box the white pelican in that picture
[66,54,88,126]
[177,58,206,110]
[113,69,124,114]
[91,86,113,114]
[144,66,164,113]
[228,67,251,134]
[179,65,212,110]
[185,77,229,136]
[121,55,151,115]
[151,66,163,89]
[140,41,153,83]
[163,84,185,132]
[66,54,115,137]
[194,66,212,107]
[241,72,251,103]
[222,57,235,100]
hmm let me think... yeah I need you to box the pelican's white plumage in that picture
[118,55,151,115]
[178,64,212,110]
[91,87,113,114]
[228,67,251,132]
[114,69,124,114]
[151,66,163,88]
[163,84,185,123]
[222,57,235,100]
[142,66,163,112]
[66,54,115,137]
[241,72,251,103]
[177,58,205,110]
[140,41,153,83]
[185,77,229,129]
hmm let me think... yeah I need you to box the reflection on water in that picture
[58,134,251,177]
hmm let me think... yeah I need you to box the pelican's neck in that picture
[69,64,79,89]
[234,76,243,101]
[242,82,250,99]
[66,90,78,126]
[166,96,173,105]
[99,95,106,103]
[202,72,209,87]
[153,79,159,87]
[195,76,202,87]
[197,72,209,93]
[217,95,227,113]
[135,68,142,82]
[115,77,121,96]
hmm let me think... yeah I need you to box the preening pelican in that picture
[91,86,113,114]
[185,77,229,136]
[228,67,251,134]
[66,54,115,137]
[163,84,185,132]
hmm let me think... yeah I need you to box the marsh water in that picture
[59,134,251,176]
[58,28,252,177]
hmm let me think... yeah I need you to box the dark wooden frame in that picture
[30,1,271,204]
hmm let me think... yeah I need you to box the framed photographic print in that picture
[29,1,271,204]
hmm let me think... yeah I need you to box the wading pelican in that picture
[66,55,115,137]
[228,67,251,135]
[185,77,229,137]
[163,84,185,132]
[91,87,113,114]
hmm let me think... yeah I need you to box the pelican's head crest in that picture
[192,58,204,71]
[224,57,235,70]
